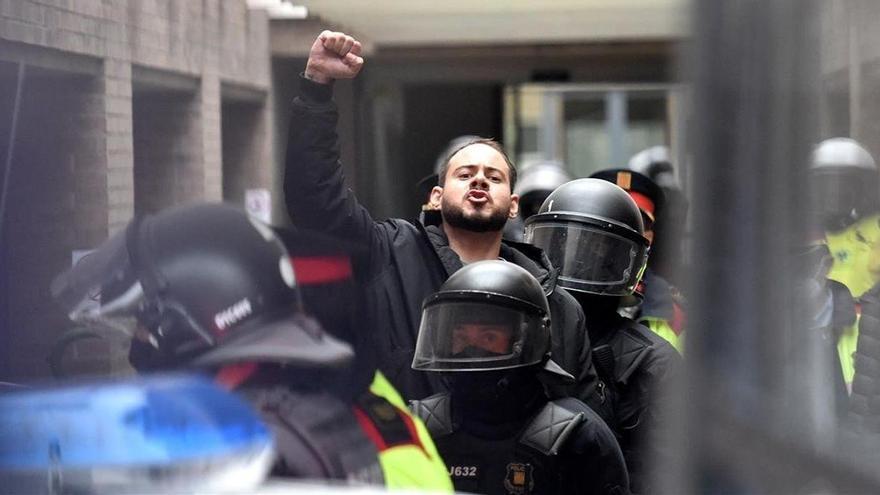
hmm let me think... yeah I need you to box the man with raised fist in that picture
[283,32,606,423]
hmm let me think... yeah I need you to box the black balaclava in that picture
[446,367,545,438]
[573,292,625,343]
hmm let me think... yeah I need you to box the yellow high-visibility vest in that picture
[838,318,859,392]
[365,371,454,492]
[642,316,684,354]
[827,214,880,298]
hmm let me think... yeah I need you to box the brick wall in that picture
[0,0,273,381]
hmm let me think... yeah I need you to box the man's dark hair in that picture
[437,138,518,192]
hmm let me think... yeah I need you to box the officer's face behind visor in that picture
[524,220,648,296]
[412,301,546,372]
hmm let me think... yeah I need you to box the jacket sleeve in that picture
[283,75,389,275]
[565,404,631,495]
[624,341,682,495]
[545,288,606,418]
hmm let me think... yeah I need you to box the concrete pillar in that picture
[103,59,134,234]
[200,74,223,201]
[200,0,223,201]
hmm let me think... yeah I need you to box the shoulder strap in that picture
[355,391,423,452]
[592,344,616,386]
[518,399,586,456]
[409,393,455,438]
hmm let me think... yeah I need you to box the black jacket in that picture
[284,76,600,405]
[586,308,681,494]
[412,391,630,495]
[850,281,880,432]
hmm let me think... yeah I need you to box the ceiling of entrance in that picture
[290,0,690,46]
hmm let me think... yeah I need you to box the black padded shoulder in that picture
[409,393,455,438]
[518,398,586,456]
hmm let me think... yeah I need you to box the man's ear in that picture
[508,194,520,218]
[429,186,444,210]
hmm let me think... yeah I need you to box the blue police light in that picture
[0,374,274,493]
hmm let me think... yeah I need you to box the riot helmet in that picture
[627,145,678,191]
[412,260,552,372]
[590,168,665,306]
[51,203,354,369]
[589,168,665,231]
[524,178,649,296]
[809,137,880,231]
[514,160,573,220]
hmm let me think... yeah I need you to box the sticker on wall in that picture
[245,188,272,225]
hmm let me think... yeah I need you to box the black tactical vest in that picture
[411,393,589,495]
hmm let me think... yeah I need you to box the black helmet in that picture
[514,160,573,220]
[589,168,665,226]
[412,260,552,372]
[809,137,880,231]
[51,203,354,369]
[524,178,649,296]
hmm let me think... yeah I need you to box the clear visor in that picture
[412,301,548,372]
[809,171,864,223]
[524,221,648,295]
[50,229,146,338]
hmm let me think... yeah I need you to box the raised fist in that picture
[304,31,364,84]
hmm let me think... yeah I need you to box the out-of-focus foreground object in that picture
[0,374,274,494]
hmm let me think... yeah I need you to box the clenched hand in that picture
[304,31,364,84]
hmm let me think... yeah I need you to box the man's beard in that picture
[441,196,509,233]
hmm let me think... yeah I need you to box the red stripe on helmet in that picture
[628,191,656,221]
[290,256,353,285]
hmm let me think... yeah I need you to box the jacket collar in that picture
[421,223,558,295]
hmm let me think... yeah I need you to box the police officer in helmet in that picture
[590,168,686,353]
[627,146,689,287]
[411,260,629,495]
[524,179,681,494]
[809,137,880,298]
[52,203,385,484]
[273,228,454,491]
[809,138,880,431]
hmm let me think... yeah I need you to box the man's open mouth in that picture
[466,190,489,204]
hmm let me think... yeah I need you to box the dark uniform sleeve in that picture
[564,402,631,495]
[623,340,682,494]
[284,75,389,276]
[545,288,609,423]
[851,282,880,431]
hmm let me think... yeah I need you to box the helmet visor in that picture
[808,170,868,227]
[525,220,648,295]
[50,228,145,338]
[412,301,548,372]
